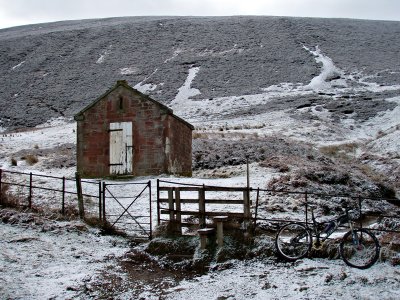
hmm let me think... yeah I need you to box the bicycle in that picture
[275,205,380,269]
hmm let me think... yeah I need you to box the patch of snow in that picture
[171,66,201,105]
[164,48,183,63]
[135,83,158,94]
[303,45,346,91]
[36,116,73,128]
[96,45,112,64]
[0,119,76,172]
[164,259,400,300]
[119,67,138,75]
[198,44,244,57]
[12,61,26,70]
[0,221,129,299]
[134,68,159,94]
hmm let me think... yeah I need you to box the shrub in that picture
[0,182,20,208]
[11,158,17,166]
[25,154,39,165]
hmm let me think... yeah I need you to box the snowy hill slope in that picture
[1,16,400,130]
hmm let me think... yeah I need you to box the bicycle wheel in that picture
[339,228,380,269]
[275,223,312,261]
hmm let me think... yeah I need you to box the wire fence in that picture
[157,180,400,237]
[0,169,101,219]
[1,170,399,241]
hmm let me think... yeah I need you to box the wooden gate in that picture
[157,180,251,235]
[102,181,152,239]
[109,122,133,175]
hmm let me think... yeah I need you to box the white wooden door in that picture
[109,122,133,175]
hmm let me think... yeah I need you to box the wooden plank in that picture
[160,210,244,218]
[243,190,251,219]
[199,187,206,227]
[158,198,244,204]
[203,186,249,192]
[158,186,202,192]
[168,189,174,221]
[159,186,248,192]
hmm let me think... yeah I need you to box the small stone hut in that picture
[74,80,194,178]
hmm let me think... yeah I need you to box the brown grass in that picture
[25,154,39,165]
[0,182,21,208]
[319,142,358,159]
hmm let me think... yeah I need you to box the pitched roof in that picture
[74,80,194,130]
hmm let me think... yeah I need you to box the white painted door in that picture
[109,122,133,175]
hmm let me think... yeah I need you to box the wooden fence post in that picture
[199,185,206,228]
[175,187,182,235]
[75,172,85,219]
[168,188,174,221]
[243,188,251,232]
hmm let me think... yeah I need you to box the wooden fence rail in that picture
[157,180,252,234]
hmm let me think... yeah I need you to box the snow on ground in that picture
[0,117,76,177]
[164,258,400,300]
[303,45,346,91]
[96,45,112,64]
[134,68,160,94]
[0,220,129,300]
[0,117,75,154]
[11,60,26,70]
[171,66,201,105]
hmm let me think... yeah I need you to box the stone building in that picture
[74,80,193,177]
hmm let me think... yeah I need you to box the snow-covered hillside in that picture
[1,16,400,299]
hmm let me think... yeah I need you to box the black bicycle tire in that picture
[275,223,312,261]
[339,228,380,269]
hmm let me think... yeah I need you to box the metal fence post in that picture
[98,181,102,221]
[148,180,152,239]
[157,179,160,226]
[358,196,363,229]
[102,182,106,225]
[305,191,308,225]
[61,176,66,215]
[28,172,33,208]
[253,188,260,230]
[0,169,2,205]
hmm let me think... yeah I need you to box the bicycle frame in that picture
[308,207,351,248]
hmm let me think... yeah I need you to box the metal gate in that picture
[102,181,152,239]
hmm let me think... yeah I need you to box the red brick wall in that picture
[167,115,193,176]
[76,85,192,177]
